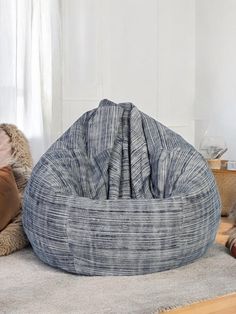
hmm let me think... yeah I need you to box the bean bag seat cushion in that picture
[23,99,221,275]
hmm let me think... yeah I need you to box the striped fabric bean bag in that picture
[22,99,221,275]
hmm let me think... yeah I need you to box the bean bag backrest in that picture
[23,99,221,275]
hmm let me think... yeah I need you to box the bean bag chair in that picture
[23,99,221,275]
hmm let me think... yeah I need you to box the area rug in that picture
[0,244,236,314]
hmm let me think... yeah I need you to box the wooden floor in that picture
[160,217,236,314]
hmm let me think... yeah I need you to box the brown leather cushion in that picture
[0,166,20,231]
[231,244,236,258]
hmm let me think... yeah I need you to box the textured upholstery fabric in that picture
[0,167,20,231]
[23,100,221,275]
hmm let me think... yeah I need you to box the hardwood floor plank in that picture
[161,294,236,314]
[160,218,236,314]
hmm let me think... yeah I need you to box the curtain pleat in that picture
[0,0,62,163]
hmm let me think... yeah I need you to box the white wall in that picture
[62,0,195,144]
[62,0,158,128]
[195,0,236,159]
[158,0,195,144]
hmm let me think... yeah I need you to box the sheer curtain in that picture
[0,0,62,163]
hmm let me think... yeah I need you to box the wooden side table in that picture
[212,169,236,216]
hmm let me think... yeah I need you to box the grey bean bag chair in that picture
[23,99,221,275]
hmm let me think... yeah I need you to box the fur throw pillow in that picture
[0,124,33,255]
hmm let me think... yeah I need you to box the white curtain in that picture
[0,0,62,163]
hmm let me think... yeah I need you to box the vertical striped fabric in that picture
[23,99,221,275]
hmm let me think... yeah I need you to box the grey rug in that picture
[0,244,236,314]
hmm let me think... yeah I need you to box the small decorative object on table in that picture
[227,160,236,170]
[199,135,227,161]
[198,135,236,216]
